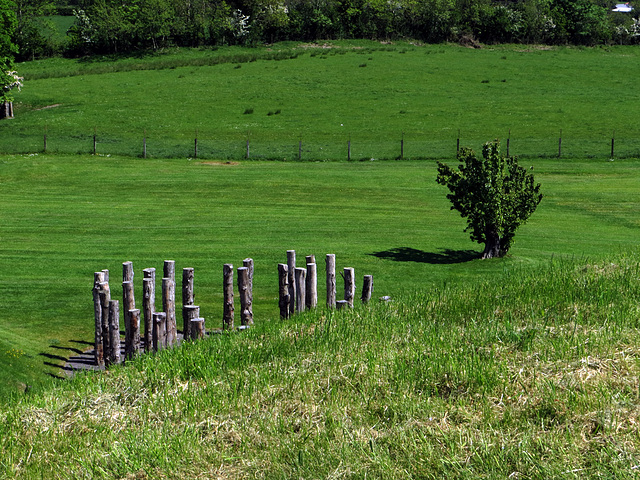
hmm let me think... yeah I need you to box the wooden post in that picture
[162,277,177,346]
[183,305,200,340]
[294,267,306,313]
[246,134,250,159]
[278,263,290,318]
[99,281,111,358]
[93,272,105,368]
[611,130,615,158]
[152,312,167,351]
[93,127,97,155]
[306,262,317,309]
[182,267,195,335]
[347,137,351,161]
[223,264,234,330]
[102,269,109,283]
[336,300,349,310]
[142,268,155,351]
[507,129,511,157]
[326,254,336,309]
[238,267,253,326]
[344,267,355,308]
[125,308,141,361]
[122,280,135,357]
[164,260,175,283]
[190,318,206,340]
[108,300,121,366]
[123,261,133,282]
[243,258,254,324]
[287,250,296,316]
[558,129,562,158]
[194,130,198,159]
[361,275,373,303]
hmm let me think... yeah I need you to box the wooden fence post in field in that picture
[142,268,156,352]
[344,267,355,308]
[93,127,97,155]
[123,261,133,282]
[243,258,254,323]
[190,318,206,340]
[125,309,141,361]
[361,275,373,303]
[102,269,109,283]
[162,278,177,346]
[611,130,615,158]
[153,312,167,351]
[223,264,234,330]
[183,305,200,339]
[287,250,296,316]
[558,129,562,158]
[347,137,351,161]
[457,129,460,153]
[182,267,195,329]
[108,299,121,366]
[99,281,111,359]
[122,280,135,355]
[326,254,336,309]
[164,260,175,283]
[238,266,253,326]
[278,263,290,319]
[93,272,105,368]
[194,130,198,159]
[295,267,306,314]
[306,262,317,309]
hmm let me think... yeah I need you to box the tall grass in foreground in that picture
[2,254,640,479]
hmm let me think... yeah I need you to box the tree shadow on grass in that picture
[370,247,479,264]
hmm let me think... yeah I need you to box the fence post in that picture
[122,280,135,354]
[278,263,290,319]
[347,137,351,161]
[287,250,296,316]
[183,305,200,340]
[238,266,253,326]
[142,276,154,352]
[361,275,373,303]
[152,312,167,351]
[243,258,254,324]
[400,131,404,159]
[223,263,234,330]
[457,129,460,153]
[558,129,562,158]
[326,254,336,309]
[93,127,97,155]
[182,267,195,336]
[294,267,306,313]
[306,262,317,309]
[125,308,141,361]
[162,277,177,346]
[611,130,615,158]
[93,272,105,368]
[506,129,511,157]
[190,318,206,340]
[344,267,355,308]
[194,130,198,159]
[99,281,111,359]
[108,299,121,366]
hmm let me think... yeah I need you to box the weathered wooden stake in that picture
[347,138,351,161]
[162,277,177,346]
[558,129,562,158]
[326,254,336,309]
[287,250,296,316]
[457,129,460,153]
[93,272,105,368]
[102,269,109,283]
[182,267,195,334]
[108,300,121,366]
[125,308,141,361]
[611,130,615,158]
[361,275,373,303]
[344,267,355,308]
[246,136,250,159]
[183,305,200,340]
[306,262,317,309]
[152,312,167,351]
[294,267,306,313]
[243,258,254,324]
[123,261,133,282]
[122,280,135,352]
[190,318,206,340]
[99,281,111,358]
[194,130,198,159]
[142,268,155,351]
[164,260,175,283]
[223,264,234,330]
[278,263,290,318]
[238,267,253,326]
[93,127,97,155]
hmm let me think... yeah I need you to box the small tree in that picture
[436,140,542,259]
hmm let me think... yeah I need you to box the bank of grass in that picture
[2,254,640,478]
[1,154,640,399]
[4,41,640,159]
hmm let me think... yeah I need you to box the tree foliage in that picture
[436,140,543,259]
[1,0,19,103]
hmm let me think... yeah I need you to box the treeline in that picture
[12,0,640,59]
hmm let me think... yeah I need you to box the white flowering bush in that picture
[1,69,22,102]
[228,9,251,43]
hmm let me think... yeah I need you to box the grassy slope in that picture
[0,154,639,399]
[2,255,640,479]
[3,42,640,159]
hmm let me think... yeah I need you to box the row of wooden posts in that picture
[91,258,254,368]
[91,251,373,369]
[276,251,374,318]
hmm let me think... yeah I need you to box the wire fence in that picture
[1,128,639,161]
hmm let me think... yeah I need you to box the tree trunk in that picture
[481,231,502,259]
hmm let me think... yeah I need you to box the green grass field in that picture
[3,41,640,159]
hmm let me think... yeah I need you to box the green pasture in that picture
[0,153,639,400]
[3,41,640,160]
